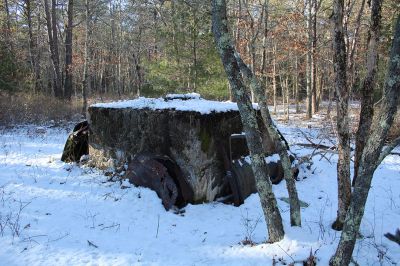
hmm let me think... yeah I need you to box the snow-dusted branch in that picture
[378,136,400,165]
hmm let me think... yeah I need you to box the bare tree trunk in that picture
[295,56,300,113]
[317,72,323,108]
[3,0,12,50]
[353,0,382,186]
[82,0,91,115]
[286,76,289,121]
[51,0,62,97]
[280,75,285,115]
[235,54,302,227]
[24,0,41,92]
[332,0,351,231]
[44,0,62,98]
[273,44,277,114]
[306,0,312,119]
[212,0,285,242]
[311,0,318,114]
[35,3,42,91]
[347,0,366,90]
[330,15,400,265]
[64,0,74,100]
[260,0,269,96]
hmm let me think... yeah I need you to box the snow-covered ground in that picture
[0,124,399,265]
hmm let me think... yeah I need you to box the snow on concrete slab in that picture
[91,95,259,114]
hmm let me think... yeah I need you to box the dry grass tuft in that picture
[0,92,84,126]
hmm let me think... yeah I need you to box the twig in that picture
[100,222,120,232]
[156,214,160,238]
[47,232,70,243]
[87,240,98,248]
[276,243,295,264]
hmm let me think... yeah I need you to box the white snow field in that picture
[0,124,399,266]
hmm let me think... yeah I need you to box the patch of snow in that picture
[121,179,131,188]
[165,92,201,100]
[0,125,399,265]
[243,154,281,164]
[91,97,259,115]
[265,154,280,164]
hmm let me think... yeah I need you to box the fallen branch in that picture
[296,143,336,150]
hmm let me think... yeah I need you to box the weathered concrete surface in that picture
[89,107,233,202]
[88,105,276,203]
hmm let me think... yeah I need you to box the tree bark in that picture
[24,0,41,92]
[332,0,351,231]
[295,56,300,113]
[235,54,302,226]
[306,0,312,119]
[212,0,285,242]
[353,0,382,186]
[330,15,400,265]
[260,0,269,95]
[82,0,91,115]
[311,0,318,114]
[64,0,74,100]
[44,0,62,98]
[272,44,277,114]
[347,0,366,90]
[3,0,12,50]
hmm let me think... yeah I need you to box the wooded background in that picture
[1,0,398,115]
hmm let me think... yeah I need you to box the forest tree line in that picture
[1,0,399,114]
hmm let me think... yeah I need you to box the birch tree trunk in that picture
[330,15,400,265]
[212,0,285,242]
[353,0,382,185]
[332,0,351,231]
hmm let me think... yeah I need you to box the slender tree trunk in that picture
[306,0,312,119]
[3,0,12,50]
[311,0,318,113]
[51,0,62,97]
[285,76,289,121]
[280,75,285,115]
[317,73,323,107]
[35,3,42,91]
[260,0,269,96]
[44,0,62,98]
[212,0,285,242]
[25,0,40,92]
[64,0,74,100]
[332,0,351,231]
[235,54,302,227]
[82,0,91,115]
[353,0,382,186]
[191,6,198,91]
[330,16,400,265]
[347,0,366,90]
[295,56,300,113]
[273,44,277,114]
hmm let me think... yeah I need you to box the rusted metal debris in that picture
[125,153,194,210]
